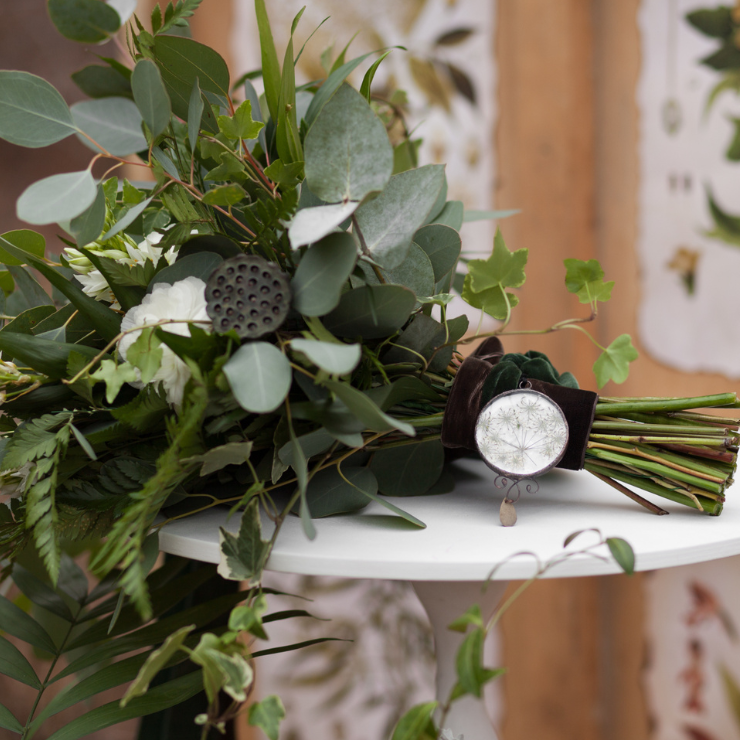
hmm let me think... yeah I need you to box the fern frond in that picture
[1,412,73,471]
[111,386,170,432]
[158,0,204,34]
[90,381,209,619]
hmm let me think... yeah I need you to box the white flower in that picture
[121,232,178,269]
[440,730,464,740]
[75,269,116,304]
[119,277,211,406]
[1,462,33,499]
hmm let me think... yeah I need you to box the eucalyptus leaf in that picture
[291,338,361,375]
[0,71,76,148]
[385,243,435,299]
[354,165,446,269]
[464,208,520,222]
[16,171,97,226]
[414,224,461,281]
[304,51,383,129]
[303,466,374,517]
[323,380,415,436]
[224,342,292,413]
[370,439,445,496]
[188,77,204,152]
[304,83,392,202]
[431,200,464,231]
[153,35,229,134]
[288,202,359,250]
[71,98,147,156]
[278,428,334,468]
[72,65,132,99]
[131,59,172,139]
[48,0,121,43]
[291,232,357,316]
[323,284,415,339]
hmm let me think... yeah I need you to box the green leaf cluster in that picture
[462,228,527,320]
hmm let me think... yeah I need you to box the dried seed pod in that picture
[205,255,291,339]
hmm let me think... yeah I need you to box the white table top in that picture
[158,458,740,581]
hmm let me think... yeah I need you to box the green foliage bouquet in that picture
[0,1,737,737]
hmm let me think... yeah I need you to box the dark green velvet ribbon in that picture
[479,351,579,408]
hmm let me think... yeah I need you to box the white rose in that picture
[119,277,211,406]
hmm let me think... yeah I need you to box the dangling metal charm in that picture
[475,387,568,525]
[499,498,517,527]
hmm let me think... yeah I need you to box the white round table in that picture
[159,458,740,739]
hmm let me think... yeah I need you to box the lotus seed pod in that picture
[205,255,291,339]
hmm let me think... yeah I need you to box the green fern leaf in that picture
[158,0,205,35]
[111,386,169,432]
[1,413,73,471]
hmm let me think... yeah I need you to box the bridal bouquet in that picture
[0,0,735,737]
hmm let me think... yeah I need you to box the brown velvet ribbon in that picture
[441,337,598,471]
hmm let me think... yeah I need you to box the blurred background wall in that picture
[3,0,740,739]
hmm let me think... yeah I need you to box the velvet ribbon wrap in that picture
[441,338,598,471]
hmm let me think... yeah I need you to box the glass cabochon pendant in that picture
[474,388,569,526]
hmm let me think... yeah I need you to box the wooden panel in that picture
[495,2,603,739]
[494,0,598,389]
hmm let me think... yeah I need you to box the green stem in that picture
[595,393,738,415]
[589,433,735,448]
[584,462,722,515]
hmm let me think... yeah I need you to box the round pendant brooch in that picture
[474,388,569,526]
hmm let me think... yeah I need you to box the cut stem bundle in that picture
[586,393,739,515]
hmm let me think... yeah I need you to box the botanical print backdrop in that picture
[645,556,740,740]
[229,1,500,738]
[637,0,740,376]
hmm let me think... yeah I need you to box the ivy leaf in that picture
[248,696,286,740]
[91,360,138,404]
[189,632,253,703]
[563,258,614,305]
[391,702,438,740]
[466,228,527,293]
[125,328,162,384]
[120,624,195,707]
[592,334,638,388]
[217,100,264,141]
[218,499,270,585]
[448,604,484,633]
[229,595,268,640]
[606,537,635,575]
[461,276,519,320]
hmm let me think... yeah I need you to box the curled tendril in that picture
[494,475,540,503]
